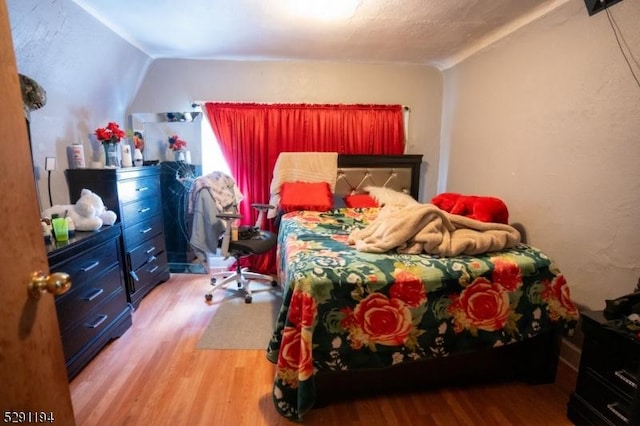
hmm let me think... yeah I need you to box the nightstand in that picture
[568,310,640,425]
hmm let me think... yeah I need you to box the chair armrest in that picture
[216,213,241,258]
[251,204,274,229]
[216,212,242,221]
[251,203,275,211]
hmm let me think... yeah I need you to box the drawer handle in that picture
[614,369,638,389]
[147,255,157,263]
[136,186,149,192]
[130,270,139,282]
[149,265,159,274]
[606,402,629,424]
[139,207,151,213]
[83,288,104,301]
[81,261,100,272]
[140,227,153,234]
[145,246,156,254]
[86,314,108,329]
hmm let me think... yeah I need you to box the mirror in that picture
[129,112,205,272]
[129,112,203,166]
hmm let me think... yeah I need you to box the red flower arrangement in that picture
[168,134,187,151]
[94,122,125,145]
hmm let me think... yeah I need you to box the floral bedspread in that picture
[266,208,579,421]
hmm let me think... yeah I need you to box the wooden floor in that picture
[70,273,578,426]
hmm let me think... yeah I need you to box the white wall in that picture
[440,0,640,310]
[8,0,151,208]
[129,59,443,202]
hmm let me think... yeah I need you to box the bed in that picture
[265,154,579,421]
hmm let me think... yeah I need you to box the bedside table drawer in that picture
[117,175,160,204]
[123,214,164,249]
[50,237,119,289]
[578,371,633,425]
[582,328,639,398]
[121,196,162,227]
[55,264,123,333]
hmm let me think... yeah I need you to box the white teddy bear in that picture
[42,188,117,231]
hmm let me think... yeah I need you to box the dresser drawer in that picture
[123,214,164,249]
[50,237,119,289]
[121,195,162,227]
[117,175,160,204]
[130,249,168,290]
[60,288,129,363]
[127,233,167,272]
[577,371,634,425]
[55,264,123,333]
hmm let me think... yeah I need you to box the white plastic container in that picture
[133,148,143,166]
[121,144,133,167]
[68,143,86,168]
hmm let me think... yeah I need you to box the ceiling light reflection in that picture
[285,0,361,21]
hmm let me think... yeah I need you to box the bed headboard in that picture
[335,155,423,200]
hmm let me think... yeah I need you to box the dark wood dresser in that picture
[47,225,132,380]
[65,166,170,308]
[568,310,640,425]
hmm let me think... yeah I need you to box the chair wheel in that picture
[210,278,217,285]
[205,294,213,302]
[271,280,278,287]
[245,296,252,303]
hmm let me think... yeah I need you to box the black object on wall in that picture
[584,0,623,16]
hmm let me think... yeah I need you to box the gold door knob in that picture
[28,271,72,299]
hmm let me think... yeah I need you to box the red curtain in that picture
[203,102,405,273]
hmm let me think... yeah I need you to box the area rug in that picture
[196,286,283,350]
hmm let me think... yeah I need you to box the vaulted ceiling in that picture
[72,0,569,69]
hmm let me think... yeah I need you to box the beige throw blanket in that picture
[268,152,338,218]
[348,203,521,256]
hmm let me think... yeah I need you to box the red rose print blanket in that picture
[266,208,579,421]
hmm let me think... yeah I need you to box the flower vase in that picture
[174,150,185,162]
[103,142,119,167]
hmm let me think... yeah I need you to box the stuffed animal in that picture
[431,192,509,224]
[42,188,117,231]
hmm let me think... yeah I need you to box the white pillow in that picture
[364,186,418,207]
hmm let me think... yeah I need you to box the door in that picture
[0,1,75,423]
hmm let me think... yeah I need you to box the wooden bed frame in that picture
[315,329,562,406]
[313,153,563,406]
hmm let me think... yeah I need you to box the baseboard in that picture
[559,337,581,371]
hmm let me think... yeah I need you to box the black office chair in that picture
[205,203,278,303]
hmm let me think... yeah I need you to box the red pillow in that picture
[280,181,333,212]
[344,194,379,208]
